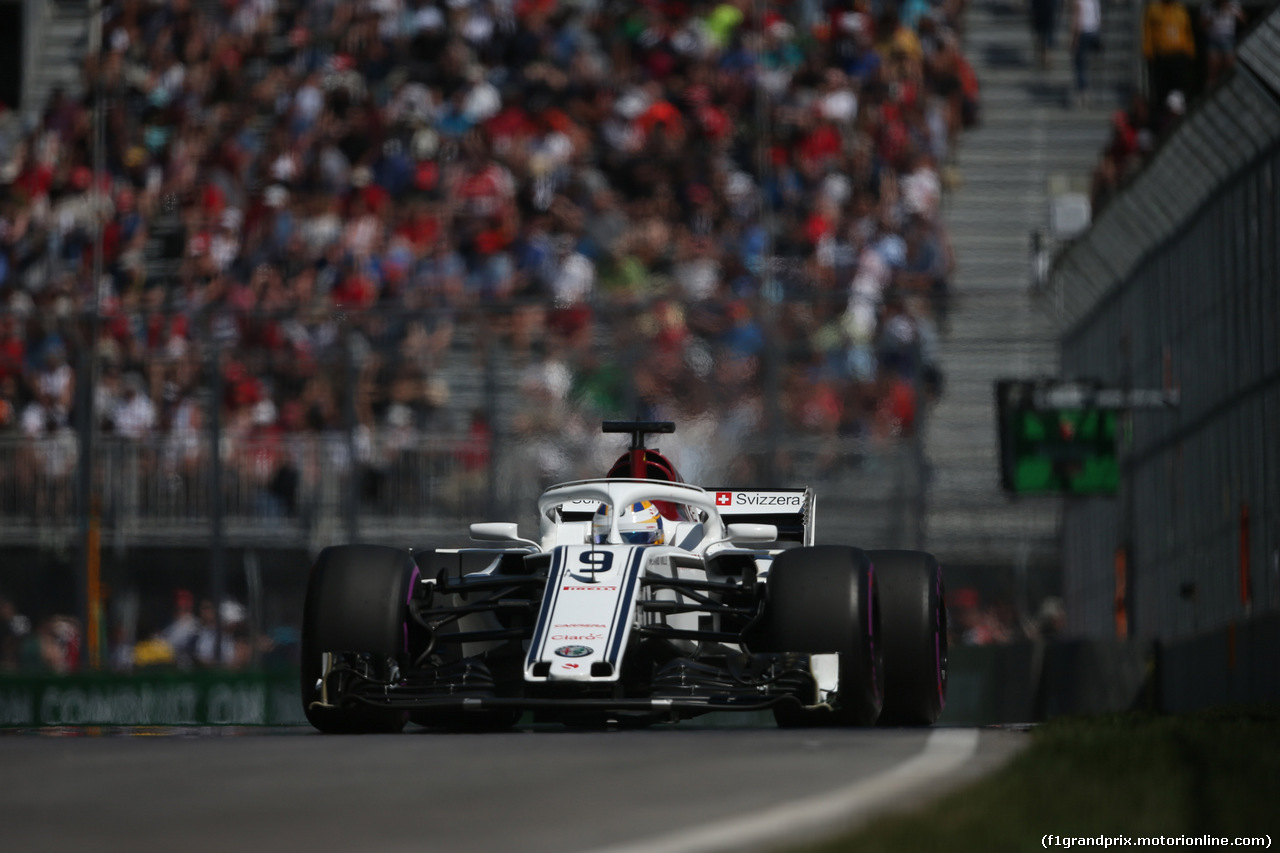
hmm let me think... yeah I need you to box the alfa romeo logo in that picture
[554,645,593,658]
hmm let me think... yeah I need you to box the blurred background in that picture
[0,0,1276,724]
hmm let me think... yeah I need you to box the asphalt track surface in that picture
[0,722,1024,853]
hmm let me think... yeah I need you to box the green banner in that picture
[0,670,308,727]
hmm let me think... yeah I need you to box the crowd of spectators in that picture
[1088,0,1252,214]
[946,587,1066,646]
[0,592,84,673]
[1,587,299,674]
[1,0,978,515]
[118,589,300,671]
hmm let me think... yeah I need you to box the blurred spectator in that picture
[874,369,918,438]
[0,314,26,387]
[1201,0,1245,87]
[1143,0,1196,112]
[0,595,32,671]
[948,588,1016,646]
[29,339,74,419]
[1085,0,1254,207]
[20,615,82,673]
[1069,0,1102,107]
[18,389,78,520]
[1160,88,1187,135]
[1031,0,1060,70]
[112,372,157,439]
[1034,596,1067,640]
[258,625,301,669]
[131,633,178,668]
[0,374,19,434]
[1089,91,1157,214]
[161,588,200,668]
[191,598,251,669]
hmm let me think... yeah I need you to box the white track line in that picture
[582,728,981,853]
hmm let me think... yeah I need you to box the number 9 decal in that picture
[579,552,614,573]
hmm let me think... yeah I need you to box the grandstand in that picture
[1,0,979,557]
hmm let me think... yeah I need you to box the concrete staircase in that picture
[923,0,1139,570]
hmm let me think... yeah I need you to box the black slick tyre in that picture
[751,545,883,727]
[301,544,417,733]
[867,550,947,726]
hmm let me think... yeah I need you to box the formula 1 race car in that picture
[300,421,947,732]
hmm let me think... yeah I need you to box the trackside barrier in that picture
[1037,640,1150,719]
[937,644,1039,724]
[941,619,1279,723]
[938,639,1150,724]
[0,670,308,727]
[1046,5,1280,646]
[1157,612,1280,713]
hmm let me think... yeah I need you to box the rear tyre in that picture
[301,544,416,733]
[867,550,947,726]
[750,545,883,727]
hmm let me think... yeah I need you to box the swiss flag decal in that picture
[716,492,732,506]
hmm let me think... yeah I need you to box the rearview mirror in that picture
[470,522,522,542]
[726,523,778,543]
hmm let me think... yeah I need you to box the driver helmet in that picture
[592,501,665,545]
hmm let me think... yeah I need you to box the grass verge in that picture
[793,705,1280,853]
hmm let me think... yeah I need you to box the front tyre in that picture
[750,545,883,727]
[301,544,417,733]
[867,550,947,726]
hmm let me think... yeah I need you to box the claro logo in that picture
[551,634,604,641]
[563,585,618,591]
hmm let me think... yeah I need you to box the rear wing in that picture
[709,488,815,546]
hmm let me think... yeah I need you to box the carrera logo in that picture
[563,585,618,591]
[716,492,732,506]
[555,623,607,629]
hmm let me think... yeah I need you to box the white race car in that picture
[301,421,947,731]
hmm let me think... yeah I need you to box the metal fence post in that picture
[342,323,359,543]
[209,324,226,662]
[483,309,499,517]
